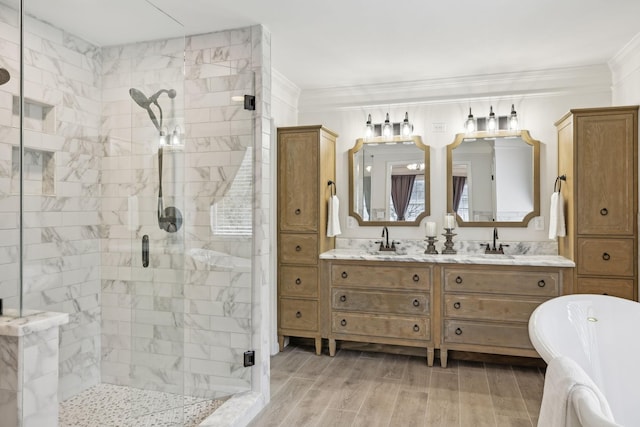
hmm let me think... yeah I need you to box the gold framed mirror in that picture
[446,130,540,227]
[349,135,430,226]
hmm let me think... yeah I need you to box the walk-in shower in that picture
[0,0,264,425]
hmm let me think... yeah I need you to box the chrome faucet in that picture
[484,227,509,254]
[376,226,398,251]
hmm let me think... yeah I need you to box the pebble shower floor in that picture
[59,383,224,427]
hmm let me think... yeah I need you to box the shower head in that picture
[129,87,177,133]
[129,88,150,109]
[0,68,9,86]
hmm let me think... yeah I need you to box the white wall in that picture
[610,32,640,105]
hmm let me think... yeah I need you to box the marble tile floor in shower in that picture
[59,383,225,427]
[250,343,546,427]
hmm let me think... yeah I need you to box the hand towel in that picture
[327,195,341,237]
[549,191,566,239]
[538,356,618,427]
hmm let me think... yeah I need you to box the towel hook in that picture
[554,175,566,193]
[328,180,336,196]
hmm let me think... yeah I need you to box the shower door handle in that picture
[142,235,149,268]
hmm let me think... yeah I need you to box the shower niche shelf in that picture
[11,146,55,196]
[12,96,56,133]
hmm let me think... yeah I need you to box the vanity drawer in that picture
[279,298,318,331]
[443,294,545,323]
[279,233,318,265]
[332,289,429,315]
[577,238,634,277]
[443,320,533,350]
[576,277,635,300]
[331,264,431,290]
[443,268,559,297]
[279,266,318,297]
[332,312,429,340]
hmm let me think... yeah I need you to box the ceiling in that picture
[22,0,640,91]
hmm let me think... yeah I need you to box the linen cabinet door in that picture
[278,131,318,232]
[576,113,636,235]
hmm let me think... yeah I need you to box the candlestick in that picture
[442,228,457,254]
[424,236,438,254]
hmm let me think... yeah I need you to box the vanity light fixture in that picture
[509,104,519,130]
[406,163,425,171]
[401,112,413,137]
[465,108,476,133]
[382,113,393,138]
[487,106,497,132]
[365,114,374,139]
[171,125,182,146]
[159,127,168,146]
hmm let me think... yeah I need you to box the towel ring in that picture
[554,175,566,193]
[327,180,336,196]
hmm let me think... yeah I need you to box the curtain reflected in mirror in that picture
[391,175,416,221]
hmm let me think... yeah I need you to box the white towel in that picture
[327,195,341,237]
[549,191,566,239]
[538,356,618,427]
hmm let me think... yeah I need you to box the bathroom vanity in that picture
[320,250,574,367]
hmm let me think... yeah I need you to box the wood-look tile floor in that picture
[249,344,545,427]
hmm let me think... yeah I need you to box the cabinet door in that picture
[576,113,636,235]
[278,131,318,231]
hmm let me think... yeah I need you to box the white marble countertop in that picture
[0,310,69,336]
[320,249,575,267]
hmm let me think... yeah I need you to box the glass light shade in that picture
[509,104,519,130]
[401,112,412,137]
[365,114,374,139]
[464,108,475,133]
[159,129,168,146]
[487,106,497,132]
[382,113,392,138]
[171,126,182,145]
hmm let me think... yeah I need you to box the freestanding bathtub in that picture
[529,294,639,426]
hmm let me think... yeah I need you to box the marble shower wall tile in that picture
[0,3,103,402]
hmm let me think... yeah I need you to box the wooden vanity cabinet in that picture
[439,264,569,367]
[277,126,337,355]
[556,106,638,300]
[323,260,435,366]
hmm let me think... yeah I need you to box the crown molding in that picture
[298,65,612,112]
[609,32,640,86]
[272,67,301,111]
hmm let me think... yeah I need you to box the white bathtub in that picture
[529,294,639,426]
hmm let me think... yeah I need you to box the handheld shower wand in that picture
[130,87,182,233]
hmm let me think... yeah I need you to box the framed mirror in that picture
[446,130,540,227]
[349,135,430,226]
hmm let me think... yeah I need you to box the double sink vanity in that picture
[320,248,573,367]
[278,107,638,368]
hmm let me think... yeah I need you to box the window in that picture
[210,148,253,236]
[457,182,470,221]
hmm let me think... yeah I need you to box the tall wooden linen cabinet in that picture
[556,106,639,300]
[277,125,337,355]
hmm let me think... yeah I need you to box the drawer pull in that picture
[295,208,301,215]
[413,324,420,332]
[295,278,302,285]
[341,271,348,279]
[412,274,420,282]
[340,295,347,302]
[455,327,463,335]
[602,252,611,261]
[600,208,608,216]
[455,276,463,284]
[412,299,420,307]
[340,319,347,326]
[295,245,302,252]
[453,302,461,309]
[295,311,302,318]
[537,280,546,288]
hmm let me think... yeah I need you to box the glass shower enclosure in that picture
[0,0,257,424]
